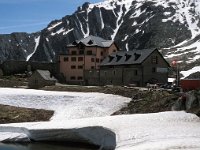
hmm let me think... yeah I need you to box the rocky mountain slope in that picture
[0,32,39,63]
[0,0,200,77]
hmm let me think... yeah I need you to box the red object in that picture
[180,79,200,91]
[171,60,177,66]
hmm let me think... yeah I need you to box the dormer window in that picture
[72,41,77,45]
[108,55,114,62]
[116,55,122,62]
[125,54,131,61]
[88,40,93,45]
[78,43,85,50]
[134,53,141,61]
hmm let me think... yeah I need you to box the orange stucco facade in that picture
[59,43,118,84]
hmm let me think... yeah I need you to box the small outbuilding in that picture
[28,70,56,89]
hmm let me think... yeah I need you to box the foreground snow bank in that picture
[0,88,130,121]
[0,111,200,150]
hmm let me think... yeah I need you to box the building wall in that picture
[123,66,143,86]
[100,67,123,85]
[99,65,143,86]
[28,72,56,89]
[142,50,169,86]
[84,70,100,85]
[59,43,118,84]
[98,50,169,87]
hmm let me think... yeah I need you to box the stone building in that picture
[59,35,118,84]
[86,48,170,86]
[28,70,56,89]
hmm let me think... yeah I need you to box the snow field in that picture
[0,111,200,149]
[0,88,131,121]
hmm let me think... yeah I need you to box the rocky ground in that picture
[0,104,53,124]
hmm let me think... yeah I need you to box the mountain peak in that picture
[1,0,200,77]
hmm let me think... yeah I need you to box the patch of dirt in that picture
[0,104,54,124]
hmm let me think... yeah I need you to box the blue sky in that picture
[0,0,102,34]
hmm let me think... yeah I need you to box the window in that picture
[101,52,103,56]
[71,51,77,55]
[109,56,114,62]
[152,67,156,73]
[96,58,99,63]
[91,66,95,69]
[79,50,84,55]
[91,58,95,62]
[70,76,76,80]
[134,53,141,61]
[104,71,107,76]
[71,65,76,69]
[71,57,76,61]
[88,40,93,45]
[113,70,116,75]
[72,41,77,45]
[151,56,158,64]
[63,57,68,62]
[134,70,138,76]
[78,65,83,69]
[77,76,83,80]
[125,54,131,61]
[87,50,92,55]
[78,57,83,61]
[78,44,85,50]
[116,55,122,62]
[34,79,38,84]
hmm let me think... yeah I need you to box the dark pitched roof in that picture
[36,70,56,81]
[67,35,113,48]
[100,49,158,66]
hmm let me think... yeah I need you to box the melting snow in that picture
[48,21,62,30]
[180,66,200,78]
[88,0,133,40]
[26,36,40,61]
[51,27,65,36]
[63,28,74,35]
[0,88,130,121]
[99,9,105,30]
[0,88,200,149]
[1,111,200,150]
[122,35,128,41]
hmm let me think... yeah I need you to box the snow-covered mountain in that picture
[1,0,200,77]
